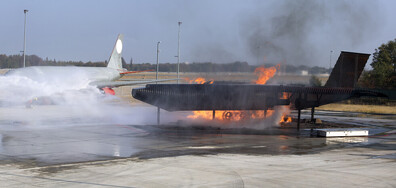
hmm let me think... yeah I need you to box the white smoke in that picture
[0,75,92,105]
[0,74,157,129]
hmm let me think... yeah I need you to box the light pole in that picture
[177,21,182,83]
[23,9,28,68]
[156,41,161,81]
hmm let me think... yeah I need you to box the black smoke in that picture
[240,0,381,66]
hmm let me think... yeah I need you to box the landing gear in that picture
[311,107,315,123]
[297,109,301,131]
[157,107,160,125]
[223,111,233,120]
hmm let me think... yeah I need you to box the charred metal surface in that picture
[132,84,387,111]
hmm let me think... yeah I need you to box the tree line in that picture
[0,54,108,68]
[0,54,331,74]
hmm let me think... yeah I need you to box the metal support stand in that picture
[311,107,315,122]
[297,109,301,131]
[156,41,161,125]
[157,107,160,125]
[212,110,215,120]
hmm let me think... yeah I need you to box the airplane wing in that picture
[92,79,179,88]
[119,70,155,75]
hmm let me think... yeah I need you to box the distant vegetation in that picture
[0,54,332,74]
[309,75,322,86]
[359,38,396,89]
[0,54,107,68]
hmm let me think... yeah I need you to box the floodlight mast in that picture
[177,21,182,83]
[23,9,28,68]
[156,41,161,81]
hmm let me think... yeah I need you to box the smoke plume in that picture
[240,0,380,65]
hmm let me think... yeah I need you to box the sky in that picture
[0,0,395,68]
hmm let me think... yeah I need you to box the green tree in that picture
[366,39,396,89]
[309,75,322,86]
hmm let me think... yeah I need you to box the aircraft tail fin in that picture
[325,51,370,88]
[107,34,124,69]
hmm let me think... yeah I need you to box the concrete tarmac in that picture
[0,104,395,187]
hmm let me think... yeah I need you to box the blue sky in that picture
[1,0,395,68]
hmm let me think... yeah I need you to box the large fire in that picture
[187,64,292,125]
[253,64,280,84]
[187,110,275,122]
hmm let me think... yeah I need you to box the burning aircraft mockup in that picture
[132,52,395,128]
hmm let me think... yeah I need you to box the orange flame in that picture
[253,64,280,85]
[192,77,206,84]
[280,92,288,99]
[279,115,292,124]
[185,77,214,84]
[187,110,274,122]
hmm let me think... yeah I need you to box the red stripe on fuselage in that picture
[102,87,115,95]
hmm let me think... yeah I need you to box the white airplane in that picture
[5,34,175,95]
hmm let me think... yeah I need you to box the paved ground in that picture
[2,148,395,187]
[0,103,395,187]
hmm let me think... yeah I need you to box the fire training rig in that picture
[132,51,395,130]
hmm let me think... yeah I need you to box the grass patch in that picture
[317,103,396,114]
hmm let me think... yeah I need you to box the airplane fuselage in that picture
[132,83,388,111]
